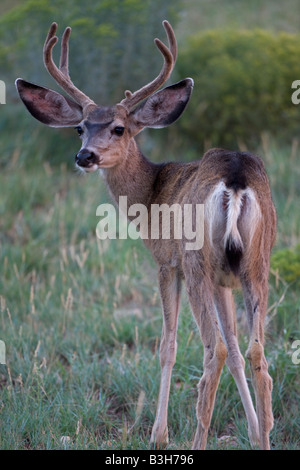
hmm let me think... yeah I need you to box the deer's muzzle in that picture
[75,149,97,167]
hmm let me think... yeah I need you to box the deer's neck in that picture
[102,139,160,209]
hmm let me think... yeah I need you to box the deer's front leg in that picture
[150,265,181,449]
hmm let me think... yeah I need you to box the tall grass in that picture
[0,124,299,449]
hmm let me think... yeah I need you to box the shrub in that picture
[271,244,300,286]
[175,29,300,149]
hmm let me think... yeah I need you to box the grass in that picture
[0,119,299,450]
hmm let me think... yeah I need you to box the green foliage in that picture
[271,245,300,286]
[0,0,181,104]
[175,29,300,149]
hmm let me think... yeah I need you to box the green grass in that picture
[0,126,299,450]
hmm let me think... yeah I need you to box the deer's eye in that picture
[114,126,125,136]
[75,126,84,136]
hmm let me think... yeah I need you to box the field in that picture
[0,0,300,451]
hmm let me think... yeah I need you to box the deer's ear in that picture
[129,78,193,135]
[16,79,83,127]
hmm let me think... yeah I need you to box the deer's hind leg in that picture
[242,276,273,450]
[183,256,227,450]
[214,285,260,447]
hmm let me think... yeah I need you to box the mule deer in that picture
[16,20,276,450]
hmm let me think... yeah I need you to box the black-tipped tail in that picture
[225,236,243,276]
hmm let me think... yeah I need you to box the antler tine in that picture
[120,20,177,111]
[43,22,95,110]
[162,19,177,62]
[59,26,71,77]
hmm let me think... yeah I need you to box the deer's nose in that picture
[75,149,96,166]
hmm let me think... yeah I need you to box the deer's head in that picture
[16,21,193,171]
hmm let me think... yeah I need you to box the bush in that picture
[271,244,300,286]
[175,29,300,149]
